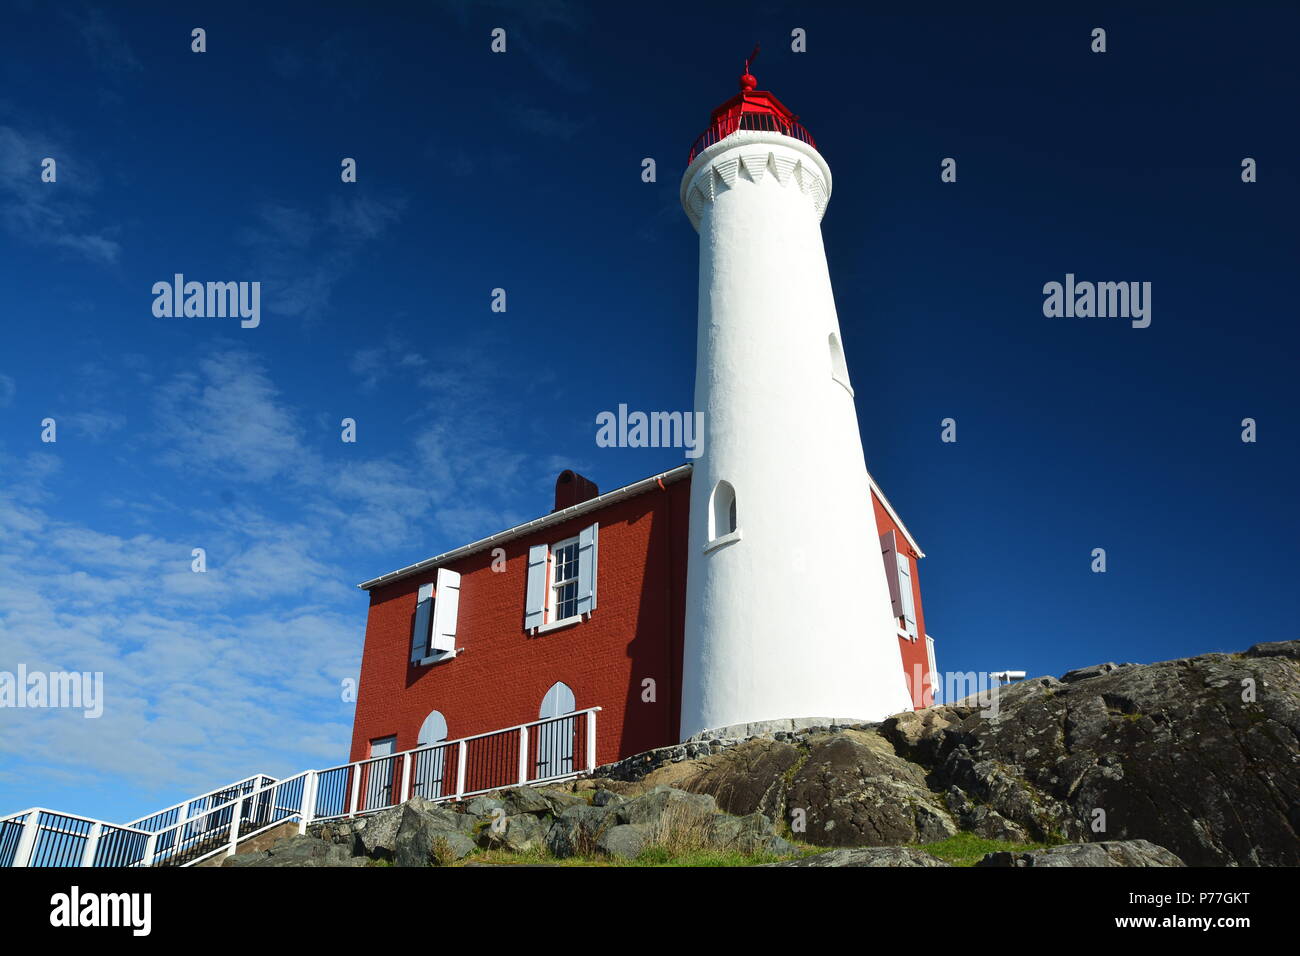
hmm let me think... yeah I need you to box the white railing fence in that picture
[1,707,600,867]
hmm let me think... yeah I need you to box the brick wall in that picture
[871,490,935,708]
[348,476,691,768]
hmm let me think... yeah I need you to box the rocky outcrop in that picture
[769,838,1181,867]
[975,840,1185,867]
[762,846,951,867]
[589,641,1300,866]
[883,640,1300,865]
[226,783,797,866]
[222,834,367,868]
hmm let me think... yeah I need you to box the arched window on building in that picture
[536,682,576,780]
[412,709,448,799]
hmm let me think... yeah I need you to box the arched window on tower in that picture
[829,333,853,395]
[706,480,741,551]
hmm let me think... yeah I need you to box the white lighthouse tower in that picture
[678,58,914,740]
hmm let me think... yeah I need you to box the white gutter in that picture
[357,464,694,591]
[866,469,925,558]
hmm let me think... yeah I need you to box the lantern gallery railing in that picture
[0,707,600,867]
[687,111,817,165]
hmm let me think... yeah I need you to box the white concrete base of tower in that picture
[678,129,915,741]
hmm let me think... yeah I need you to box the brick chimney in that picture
[553,470,600,512]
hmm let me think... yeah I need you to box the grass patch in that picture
[911,832,1049,867]
[453,845,798,867]
[451,832,815,868]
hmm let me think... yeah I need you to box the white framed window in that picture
[410,568,461,666]
[525,523,598,633]
[880,530,917,640]
[549,535,581,622]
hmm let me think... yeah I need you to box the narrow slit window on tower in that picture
[829,333,853,395]
[706,480,741,551]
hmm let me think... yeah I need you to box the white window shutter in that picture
[896,551,917,639]
[880,531,904,617]
[525,543,548,630]
[576,522,599,615]
[430,568,460,652]
[410,582,434,663]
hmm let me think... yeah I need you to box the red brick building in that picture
[348,465,935,780]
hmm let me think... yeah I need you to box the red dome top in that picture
[687,55,816,165]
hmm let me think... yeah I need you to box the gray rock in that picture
[463,795,505,818]
[1246,641,1300,660]
[616,785,719,827]
[591,788,624,808]
[597,823,650,860]
[356,804,404,857]
[545,804,613,858]
[705,811,780,852]
[783,732,958,848]
[391,803,478,866]
[537,788,587,815]
[1061,663,1125,683]
[499,786,552,816]
[762,847,950,867]
[976,840,1185,867]
[481,813,546,853]
[223,835,357,868]
[376,800,479,866]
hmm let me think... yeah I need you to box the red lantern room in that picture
[687,46,817,164]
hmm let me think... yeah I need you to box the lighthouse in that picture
[678,57,916,739]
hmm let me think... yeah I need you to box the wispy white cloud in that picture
[0,125,122,264]
[239,194,406,319]
[0,340,586,816]
[152,350,314,483]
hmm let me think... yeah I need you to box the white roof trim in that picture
[866,470,925,559]
[359,462,924,591]
[357,465,693,591]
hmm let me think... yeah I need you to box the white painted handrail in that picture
[1,707,602,868]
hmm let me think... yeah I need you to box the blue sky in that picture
[1,2,1296,822]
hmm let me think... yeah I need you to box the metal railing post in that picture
[586,709,598,772]
[518,725,529,784]
[348,762,361,817]
[79,822,103,867]
[177,799,192,841]
[399,754,412,805]
[13,811,40,868]
[456,741,468,798]
[298,772,318,835]
[226,799,243,857]
[141,832,158,868]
